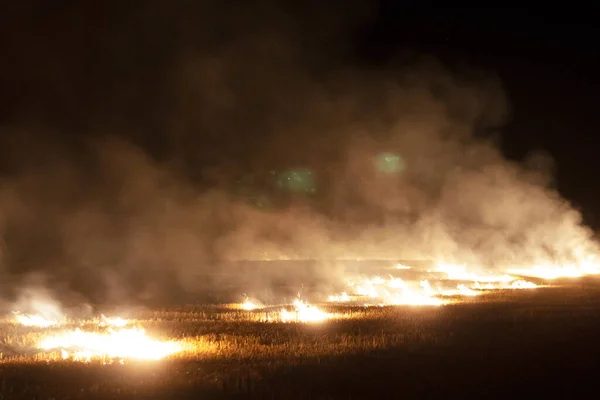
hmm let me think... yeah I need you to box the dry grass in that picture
[1,281,600,398]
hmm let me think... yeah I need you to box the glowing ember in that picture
[39,327,184,361]
[13,312,60,328]
[280,299,329,323]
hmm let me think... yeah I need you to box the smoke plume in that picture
[0,1,597,307]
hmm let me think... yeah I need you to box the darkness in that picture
[1,3,599,222]
[360,5,600,227]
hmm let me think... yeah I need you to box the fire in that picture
[435,263,515,283]
[435,263,542,290]
[385,283,446,306]
[509,280,538,289]
[280,299,329,323]
[456,284,479,296]
[39,327,184,362]
[242,300,258,310]
[9,310,185,362]
[240,296,263,311]
[331,277,449,306]
[328,292,350,302]
[99,315,129,327]
[508,257,600,279]
[327,260,547,306]
[12,312,60,328]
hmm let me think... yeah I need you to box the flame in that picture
[353,277,447,306]
[456,284,479,296]
[12,312,60,328]
[435,263,515,283]
[98,315,129,327]
[39,327,184,362]
[327,260,546,306]
[242,300,258,311]
[385,281,446,306]
[508,257,600,279]
[9,311,186,362]
[328,292,350,302]
[280,299,329,323]
[328,277,443,306]
[240,296,263,311]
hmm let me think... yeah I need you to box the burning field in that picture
[1,261,600,399]
[1,4,600,399]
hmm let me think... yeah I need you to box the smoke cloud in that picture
[0,1,597,308]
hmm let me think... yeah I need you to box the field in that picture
[1,277,600,399]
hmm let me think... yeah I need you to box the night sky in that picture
[1,2,599,225]
[361,5,600,227]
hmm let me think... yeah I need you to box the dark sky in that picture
[1,2,600,225]
[361,5,600,226]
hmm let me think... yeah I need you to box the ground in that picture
[1,278,600,399]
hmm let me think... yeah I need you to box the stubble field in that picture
[1,277,599,399]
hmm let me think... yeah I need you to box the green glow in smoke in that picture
[277,169,316,193]
[374,153,406,173]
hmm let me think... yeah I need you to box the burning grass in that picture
[0,291,513,365]
[2,279,600,398]
[0,288,577,366]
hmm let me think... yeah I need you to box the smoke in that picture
[0,2,597,308]
[11,277,65,323]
